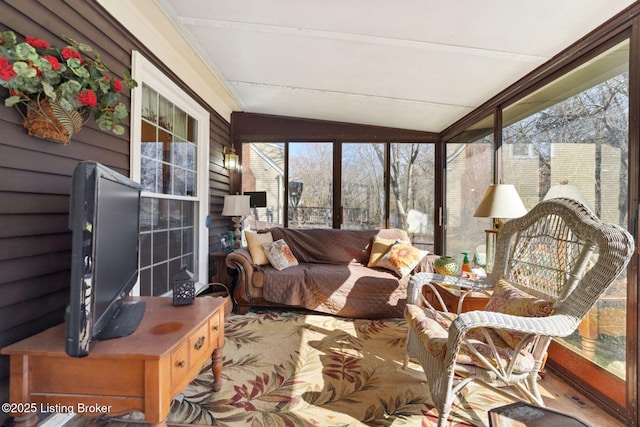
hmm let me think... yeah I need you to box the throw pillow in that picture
[375,242,428,278]
[263,239,299,270]
[244,230,273,265]
[367,236,398,267]
[484,279,554,351]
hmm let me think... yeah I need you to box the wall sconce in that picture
[224,146,239,170]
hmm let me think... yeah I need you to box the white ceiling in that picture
[154,0,634,133]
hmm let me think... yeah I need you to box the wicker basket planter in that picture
[22,97,88,145]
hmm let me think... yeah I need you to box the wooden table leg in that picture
[212,347,223,392]
[9,414,38,427]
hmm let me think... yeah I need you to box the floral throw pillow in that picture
[263,239,299,270]
[484,279,554,351]
[375,242,428,278]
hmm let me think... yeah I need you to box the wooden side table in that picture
[1,296,225,426]
[210,252,236,287]
[423,282,490,313]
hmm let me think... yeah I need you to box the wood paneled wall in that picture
[0,1,231,420]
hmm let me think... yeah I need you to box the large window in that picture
[241,141,435,245]
[444,115,494,263]
[389,143,436,251]
[131,52,210,296]
[501,40,629,396]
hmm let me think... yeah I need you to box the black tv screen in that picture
[65,161,144,357]
[245,191,267,208]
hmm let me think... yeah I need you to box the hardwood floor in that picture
[12,370,623,427]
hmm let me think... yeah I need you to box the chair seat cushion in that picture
[484,279,554,350]
[404,304,536,374]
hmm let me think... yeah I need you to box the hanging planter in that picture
[20,95,89,145]
[0,30,137,144]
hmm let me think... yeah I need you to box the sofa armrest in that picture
[225,248,257,310]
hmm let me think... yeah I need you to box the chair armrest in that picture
[450,311,576,345]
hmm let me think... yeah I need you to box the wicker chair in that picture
[404,198,634,427]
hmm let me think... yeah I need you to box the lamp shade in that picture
[222,195,251,217]
[473,184,527,219]
[543,179,591,210]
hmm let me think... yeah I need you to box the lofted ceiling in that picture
[153,0,634,133]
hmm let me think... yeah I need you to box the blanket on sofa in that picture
[259,228,434,319]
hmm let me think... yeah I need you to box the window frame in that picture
[129,51,210,295]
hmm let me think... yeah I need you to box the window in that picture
[241,141,435,243]
[502,40,629,396]
[445,115,495,263]
[130,52,210,296]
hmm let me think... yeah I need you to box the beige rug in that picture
[168,310,513,426]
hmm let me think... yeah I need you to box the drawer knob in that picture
[177,360,185,368]
[194,336,205,350]
[213,325,219,331]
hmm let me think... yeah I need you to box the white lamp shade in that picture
[222,195,251,216]
[543,180,591,210]
[473,184,527,219]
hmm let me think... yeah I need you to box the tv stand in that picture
[1,296,225,426]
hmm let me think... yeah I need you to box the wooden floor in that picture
[12,370,624,427]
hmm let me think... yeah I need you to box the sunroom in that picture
[0,1,639,426]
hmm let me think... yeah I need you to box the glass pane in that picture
[138,87,201,293]
[502,40,629,378]
[138,197,197,296]
[288,142,333,228]
[390,143,435,252]
[241,142,285,228]
[341,143,384,229]
[445,114,495,270]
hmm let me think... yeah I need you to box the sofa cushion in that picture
[367,235,410,267]
[245,230,273,265]
[263,239,299,270]
[375,241,428,278]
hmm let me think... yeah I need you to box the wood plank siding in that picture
[0,1,231,421]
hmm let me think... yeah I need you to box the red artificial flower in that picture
[103,74,110,82]
[0,57,16,81]
[25,36,51,50]
[113,79,122,93]
[42,55,61,71]
[61,47,84,63]
[77,89,97,107]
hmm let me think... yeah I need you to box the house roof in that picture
[102,0,635,132]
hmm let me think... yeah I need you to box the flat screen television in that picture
[245,191,267,208]
[65,161,144,357]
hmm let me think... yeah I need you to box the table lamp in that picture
[222,194,251,248]
[473,184,527,272]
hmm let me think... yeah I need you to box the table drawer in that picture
[189,321,211,368]
[170,341,190,393]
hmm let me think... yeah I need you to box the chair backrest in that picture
[489,198,634,320]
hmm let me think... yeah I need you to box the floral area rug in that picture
[167,310,513,426]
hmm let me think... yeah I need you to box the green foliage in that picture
[0,30,138,136]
